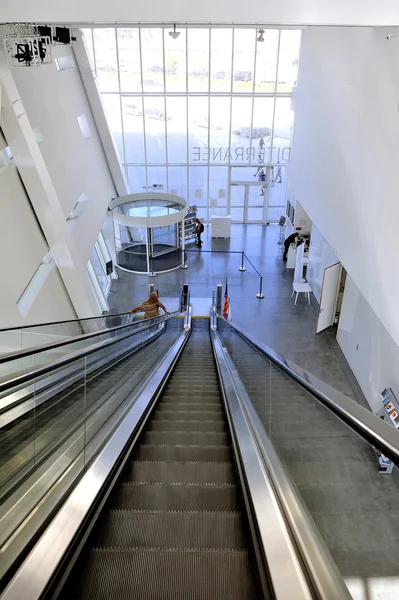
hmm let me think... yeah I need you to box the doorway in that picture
[229,165,286,224]
[230,182,266,223]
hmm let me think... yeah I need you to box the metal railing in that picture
[183,248,264,299]
[215,309,399,468]
[0,311,181,396]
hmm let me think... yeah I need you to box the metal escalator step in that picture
[148,420,227,433]
[134,444,231,462]
[142,431,228,446]
[161,393,222,402]
[128,460,235,484]
[111,482,239,511]
[153,409,224,421]
[163,386,220,395]
[169,375,218,382]
[74,547,257,600]
[158,402,222,411]
[165,384,220,391]
[95,510,246,549]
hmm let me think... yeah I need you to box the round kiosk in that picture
[109,192,189,276]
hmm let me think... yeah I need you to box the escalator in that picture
[2,299,399,600]
[61,320,262,600]
[0,318,181,502]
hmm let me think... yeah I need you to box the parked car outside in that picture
[145,107,171,121]
[213,70,230,79]
[124,103,143,116]
[233,70,252,82]
[194,117,222,130]
[232,125,271,139]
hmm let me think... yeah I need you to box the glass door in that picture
[266,165,286,223]
[230,183,266,223]
[246,185,266,223]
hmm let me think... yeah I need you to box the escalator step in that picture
[111,482,239,511]
[157,402,222,412]
[74,547,257,600]
[94,510,246,549]
[148,420,227,433]
[142,431,228,446]
[153,409,224,421]
[134,444,231,462]
[161,393,222,402]
[128,460,235,484]
[163,385,220,394]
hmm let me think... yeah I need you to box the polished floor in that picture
[109,224,367,408]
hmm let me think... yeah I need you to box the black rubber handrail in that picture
[0,311,179,366]
[216,312,399,468]
[0,310,139,333]
[0,311,181,396]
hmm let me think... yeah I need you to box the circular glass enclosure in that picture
[109,192,188,276]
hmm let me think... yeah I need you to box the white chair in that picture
[291,282,312,305]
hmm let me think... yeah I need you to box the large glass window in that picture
[188,30,210,93]
[87,26,301,222]
[93,29,118,93]
[210,29,232,92]
[121,96,145,163]
[118,28,141,93]
[232,30,256,94]
[141,29,164,93]
[165,30,187,92]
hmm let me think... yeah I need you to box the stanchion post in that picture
[180,217,188,269]
[216,284,223,313]
[238,251,246,272]
[256,276,265,299]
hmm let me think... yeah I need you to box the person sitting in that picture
[129,292,169,319]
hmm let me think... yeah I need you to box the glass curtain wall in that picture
[83,27,301,222]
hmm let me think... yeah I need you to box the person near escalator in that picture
[129,292,169,319]
[195,218,204,247]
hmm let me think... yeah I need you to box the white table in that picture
[211,215,231,238]
[291,282,312,305]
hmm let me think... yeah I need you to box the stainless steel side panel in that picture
[211,332,314,600]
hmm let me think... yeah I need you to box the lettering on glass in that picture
[192,146,291,162]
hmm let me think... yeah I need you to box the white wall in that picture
[307,223,338,304]
[290,26,399,349]
[338,276,399,413]
[2,0,399,26]
[0,162,77,329]
[294,201,311,233]
[11,45,117,265]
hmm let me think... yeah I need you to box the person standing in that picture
[275,165,282,183]
[129,292,169,319]
[195,218,204,247]
[283,232,299,261]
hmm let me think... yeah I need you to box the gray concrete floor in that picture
[109,223,368,409]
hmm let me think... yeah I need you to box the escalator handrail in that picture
[0,307,192,600]
[211,316,351,600]
[216,313,399,468]
[0,310,180,367]
[0,310,145,333]
[0,311,180,396]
